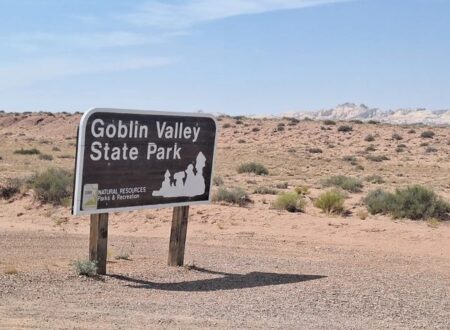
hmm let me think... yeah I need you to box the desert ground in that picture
[1,112,449,329]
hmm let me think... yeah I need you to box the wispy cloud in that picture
[2,31,181,52]
[0,0,351,89]
[123,0,353,28]
[0,56,173,90]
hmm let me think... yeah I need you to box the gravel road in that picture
[1,231,449,329]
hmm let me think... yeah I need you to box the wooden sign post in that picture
[168,206,190,266]
[73,108,217,273]
[89,213,108,275]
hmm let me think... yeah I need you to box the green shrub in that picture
[73,259,97,277]
[272,192,306,212]
[367,120,380,125]
[314,189,345,214]
[38,153,53,161]
[213,187,250,206]
[338,125,353,132]
[28,167,73,205]
[323,120,336,125]
[364,186,449,220]
[350,119,363,124]
[421,131,435,138]
[0,178,23,199]
[390,185,449,220]
[322,175,363,193]
[237,162,268,175]
[253,186,278,195]
[364,189,396,215]
[14,148,40,155]
[52,146,61,152]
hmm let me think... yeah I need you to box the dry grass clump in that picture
[365,175,385,184]
[4,266,19,275]
[114,250,132,261]
[314,189,345,214]
[0,178,23,199]
[337,125,353,132]
[294,185,309,195]
[288,118,300,125]
[364,134,375,142]
[342,155,357,162]
[213,176,224,186]
[14,148,41,155]
[307,147,323,154]
[365,144,377,152]
[392,133,403,141]
[213,187,251,206]
[322,175,363,193]
[28,167,73,205]
[272,192,306,212]
[276,123,285,132]
[38,153,53,161]
[237,162,269,175]
[426,218,440,229]
[356,209,368,220]
[254,186,278,195]
[420,130,435,138]
[364,185,449,220]
[366,154,389,162]
[274,182,288,189]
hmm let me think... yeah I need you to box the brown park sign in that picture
[72,108,218,215]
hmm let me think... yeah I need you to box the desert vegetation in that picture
[272,192,306,212]
[237,162,269,175]
[364,185,449,220]
[314,189,345,214]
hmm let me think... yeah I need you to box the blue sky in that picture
[0,0,449,115]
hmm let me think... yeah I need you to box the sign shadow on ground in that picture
[108,266,326,292]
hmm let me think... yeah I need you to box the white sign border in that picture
[72,108,219,216]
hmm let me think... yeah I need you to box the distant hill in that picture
[285,103,450,125]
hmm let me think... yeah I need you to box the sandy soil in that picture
[0,113,450,329]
